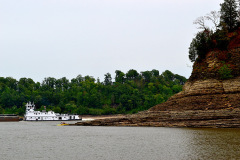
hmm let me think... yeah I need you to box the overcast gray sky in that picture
[0,0,223,82]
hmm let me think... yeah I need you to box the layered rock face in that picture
[150,77,240,111]
[151,47,240,112]
[74,48,240,128]
[74,109,240,128]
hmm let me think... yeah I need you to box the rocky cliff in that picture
[150,77,240,111]
[74,37,240,128]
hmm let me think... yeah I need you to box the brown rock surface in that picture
[73,48,240,128]
[150,77,240,111]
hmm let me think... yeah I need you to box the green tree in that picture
[214,26,230,50]
[115,70,125,84]
[220,0,239,31]
[53,106,61,113]
[151,69,159,77]
[188,38,198,62]
[104,73,112,85]
[126,69,139,81]
[188,30,212,62]
[141,71,152,83]
[42,77,56,90]
[84,75,95,83]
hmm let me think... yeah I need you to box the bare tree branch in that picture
[193,16,207,30]
[205,11,220,31]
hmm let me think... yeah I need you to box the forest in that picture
[0,69,186,115]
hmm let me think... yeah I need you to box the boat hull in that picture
[0,115,20,122]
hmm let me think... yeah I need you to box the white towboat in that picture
[24,102,81,121]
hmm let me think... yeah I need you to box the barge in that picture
[0,114,20,122]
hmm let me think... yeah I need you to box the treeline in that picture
[0,69,187,115]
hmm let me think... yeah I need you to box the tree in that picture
[188,30,212,62]
[104,73,112,85]
[188,38,198,62]
[205,11,221,31]
[83,75,95,83]
[126,69,139,81]
[220,0,239,31]
[141,71,152,83]
[42,77,56,90]
[162,70,175,81]
[115,70,125,84]
[194,11,221,32]
[151,69,159,77]
[193,16,208,30]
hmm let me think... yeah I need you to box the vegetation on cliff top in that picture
[0,70,186,115]
[189,0,240,81]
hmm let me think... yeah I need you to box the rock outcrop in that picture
[74,44,240,128]
[74,109,240,128]
[150,77,240,111]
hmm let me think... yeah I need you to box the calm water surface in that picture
[0,121,240,160]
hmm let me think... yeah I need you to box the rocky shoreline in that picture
[72,108,240,128]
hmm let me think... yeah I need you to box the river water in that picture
[0,121,240,160]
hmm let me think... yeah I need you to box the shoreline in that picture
[81,114,126,121]
[73,108,240,128]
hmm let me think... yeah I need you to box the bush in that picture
[218,64,233,79]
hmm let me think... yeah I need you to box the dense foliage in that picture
[220,0,239,31]
[189,0,239,62]
[0,70,187,115]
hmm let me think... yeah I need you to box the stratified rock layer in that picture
[150,77,240,111]
[74,48,240,128]
[74,109,240,128]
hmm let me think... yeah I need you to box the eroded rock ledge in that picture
[73,109,240,128]
[150,77,240,111]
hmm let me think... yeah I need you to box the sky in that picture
[0,0,223,82]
